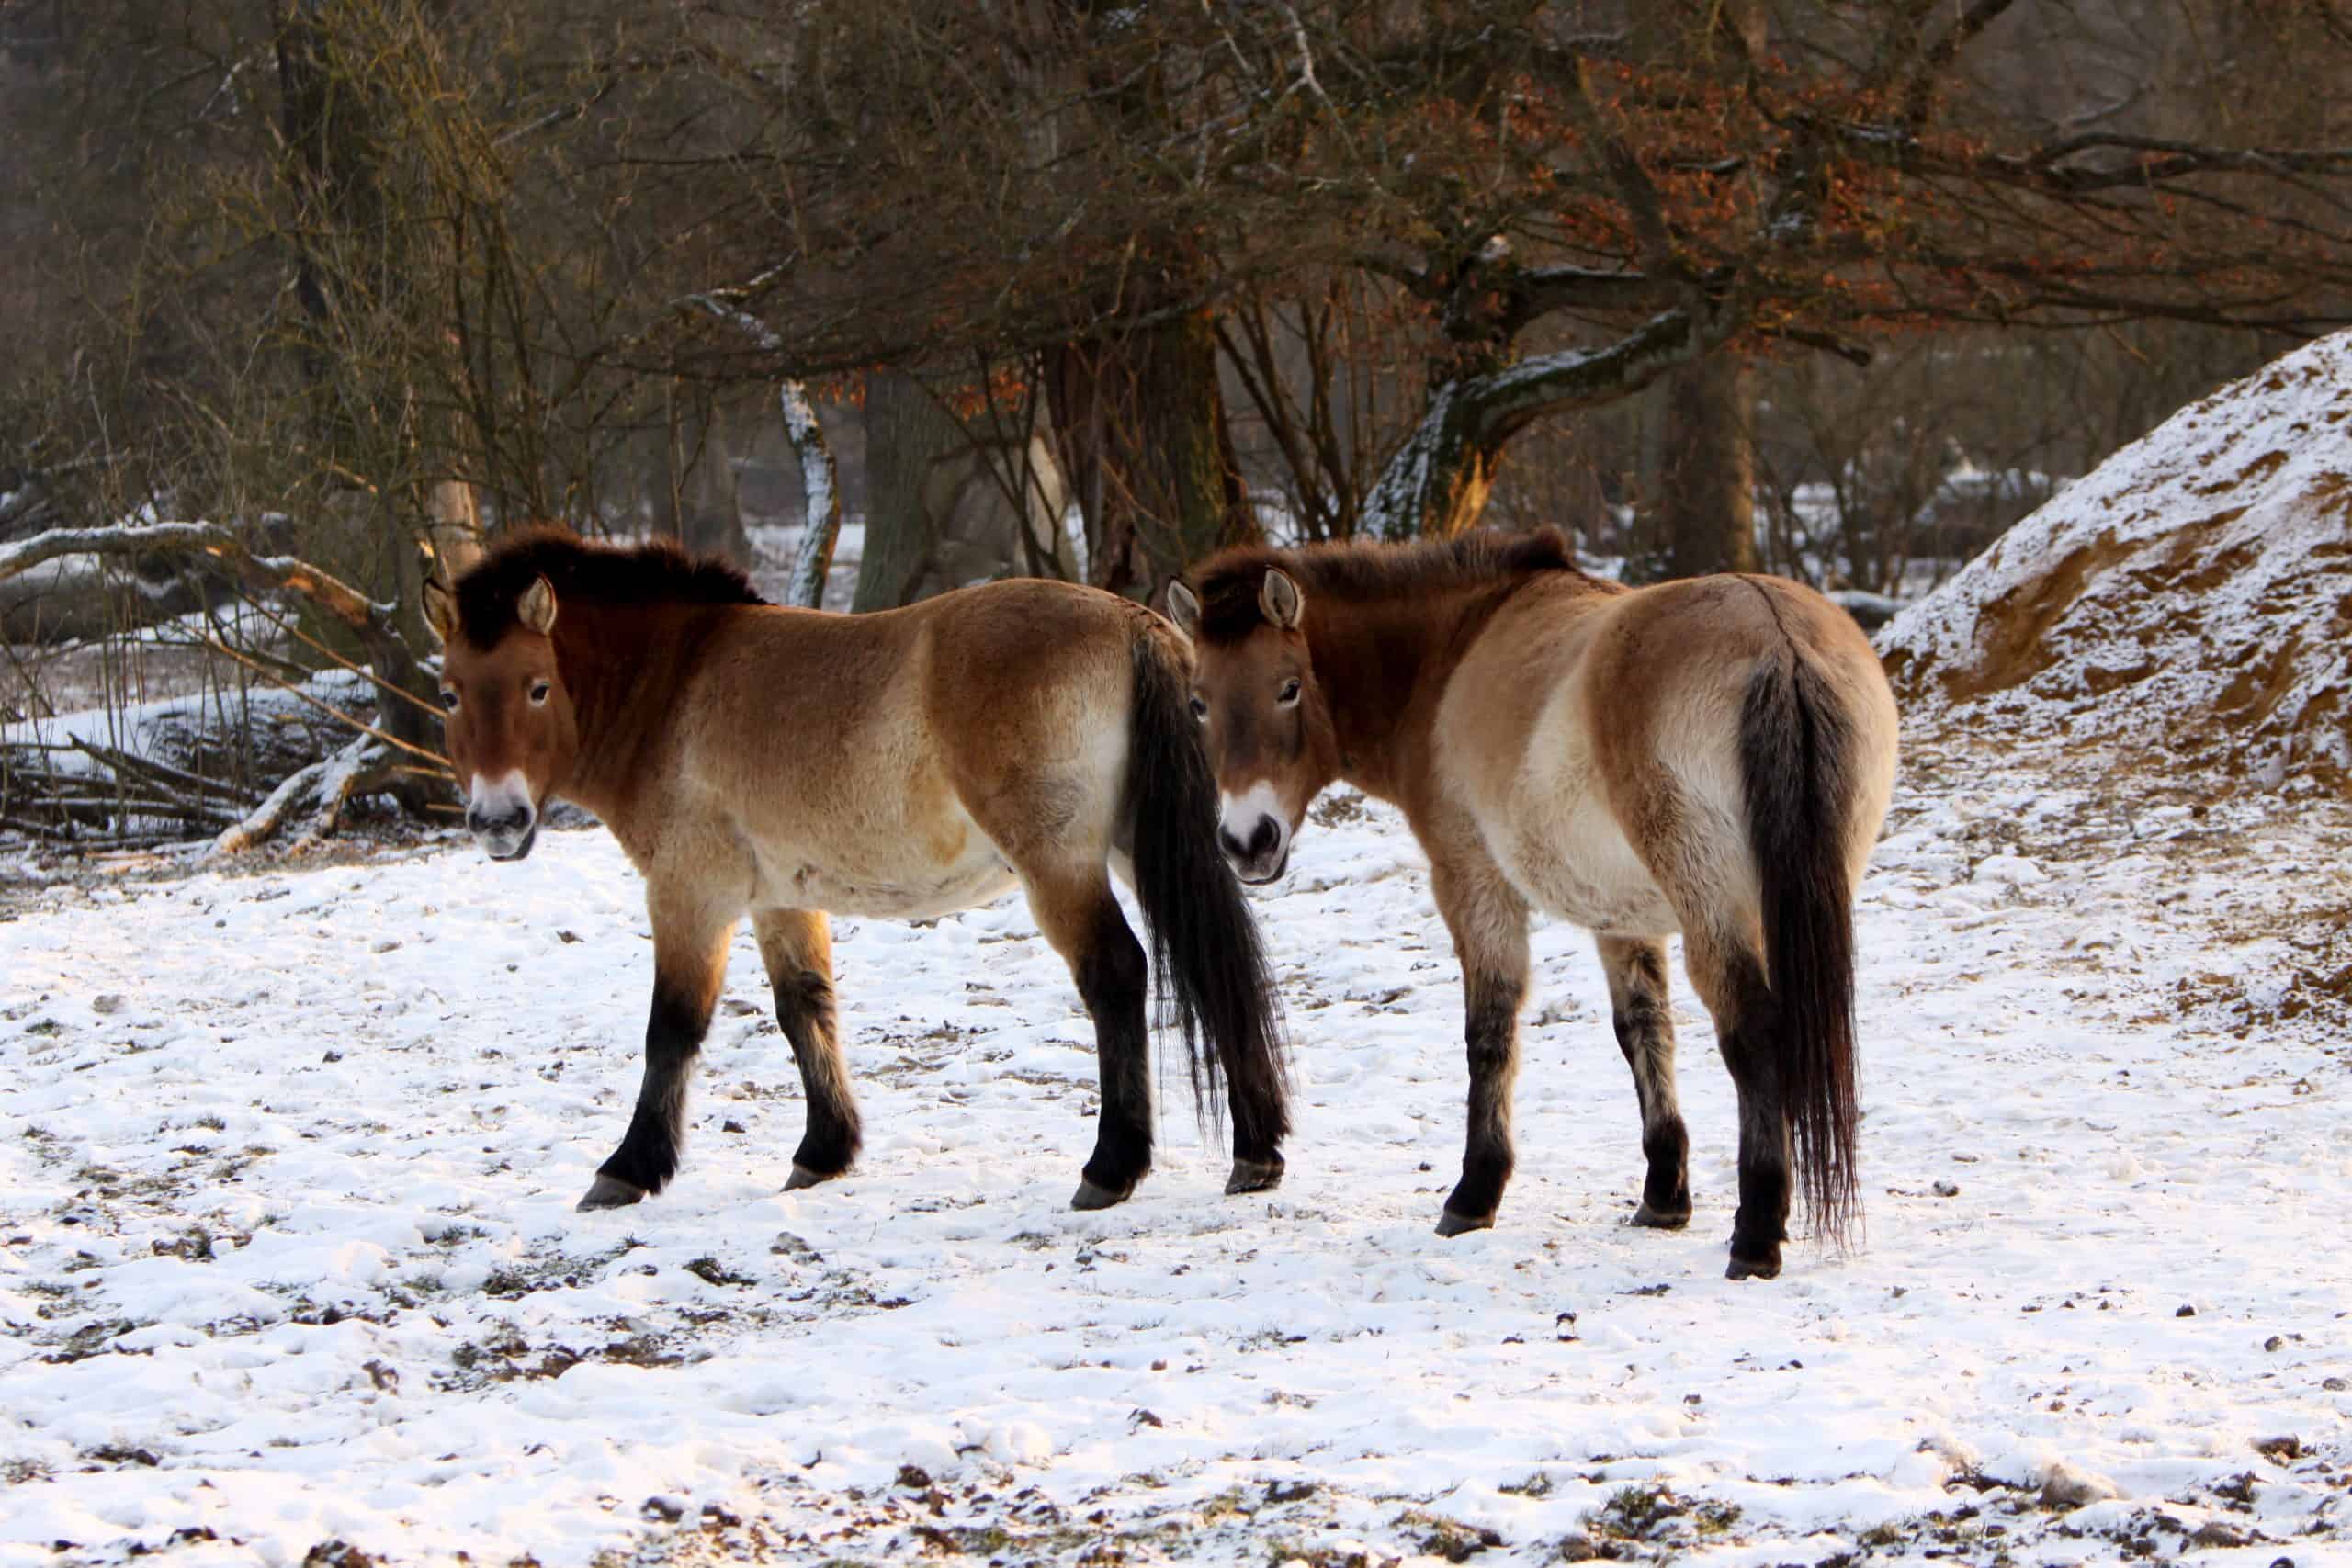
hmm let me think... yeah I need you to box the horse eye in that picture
[1277,678,1303,705]
[1189,695,1208,722]
[439,689,459,713]
[528,680,552,706]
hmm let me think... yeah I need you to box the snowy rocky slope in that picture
[1881,331,2352,792]
[4,752,2350,1566]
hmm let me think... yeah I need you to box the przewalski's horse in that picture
[1167,529,1897,1279]
[423,528,1288,1213]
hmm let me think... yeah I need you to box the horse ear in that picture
[421,578,456,647]
[1164,578,1203,640]
[517,575,559,637]
[1260,568,1304,630]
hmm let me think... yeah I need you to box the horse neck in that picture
[1302,581,1499,798]
[548,602,704,821]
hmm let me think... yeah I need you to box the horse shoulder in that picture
[1431,582,1610,798]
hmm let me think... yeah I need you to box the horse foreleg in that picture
[578,890,737,1211]
[1680,925,1788,1279]
[1027,873,1152,1210]
[1430,858,1531,1237]
[754,908,861,1190]
[1597,934,1691,1228]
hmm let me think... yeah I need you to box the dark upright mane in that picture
[455,527,765,646]
[1187,526,1582,643]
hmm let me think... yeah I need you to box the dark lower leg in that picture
[1069,894,1152,1208]
[1713,958,1791,1279]
[776,967,860,1183]
[1725,1087,1792,1279]
[753,908,858,1190]
[1600,936,1690,1227]
[1439,967,1526,1235]
[1223,1048,1285,1195]
[583,981,715,1207]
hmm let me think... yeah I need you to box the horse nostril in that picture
[1218,826,1252,863]
[1247,817,1280,861]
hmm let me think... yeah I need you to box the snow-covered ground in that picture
[1881,330,2352,793]
[4,750,2349,1566]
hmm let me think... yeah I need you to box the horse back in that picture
[648,581,1150,910]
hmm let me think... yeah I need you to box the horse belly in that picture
[751,818,1019,920]
[1488,723,1679,939]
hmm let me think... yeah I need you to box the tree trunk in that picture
[777,379,842,610]
[1362,379,1504,541]
[1046,311,1253,598]
[1362,310,1731,541]
[424,475,482,585]
[854,371,967,612]
[1657,352,1758,579]
[665,395,751,566]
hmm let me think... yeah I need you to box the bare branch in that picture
[0,522,399,633]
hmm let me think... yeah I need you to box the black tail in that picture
[1737,650,1863,1247]
[1125,634,1291,1157]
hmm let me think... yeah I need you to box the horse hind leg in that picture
[1430,855,1532,1237]
[754,908,861,1190]
[1679,922,1789,1279]
[1023,868,1152,1210]
[1597,934,1691,1228]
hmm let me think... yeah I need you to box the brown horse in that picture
[1167,529,1897,1279]
[423,529,1288,1213]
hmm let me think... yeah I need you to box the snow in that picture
[5,755,2349,1565]
[1880,330,2352,789]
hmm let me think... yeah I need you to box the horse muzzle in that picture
[1217,795,1292,886]
[472,815,537,862]
[1231,844,1289,886]
[466,771,538,861]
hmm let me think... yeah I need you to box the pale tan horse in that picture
[1168,528,1897,1279]
[424,528,1288,1213]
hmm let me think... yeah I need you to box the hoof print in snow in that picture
[2038,1461,2120,1510]
[2189,1521,2251,1550]
[769,1232,824,1264]
[301,1543,379,1568]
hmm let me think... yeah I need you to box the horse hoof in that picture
[1070,1179,1131,1211]
[783,1164,835,1191]
[1434,1208,1494,1238]
[1725,1253,1781,1281]
[1226,1157,1285,1195]
[576,1175,648,1212]
[1632,1199,1692,1229]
